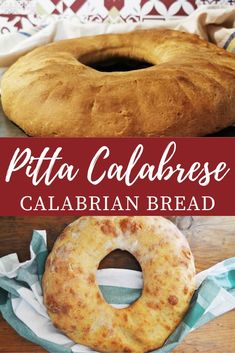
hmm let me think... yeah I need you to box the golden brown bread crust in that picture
[1,29,235,137]
[42,216,195,353]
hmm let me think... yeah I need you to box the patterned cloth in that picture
[0,0,234,34]
[0,230,235,353]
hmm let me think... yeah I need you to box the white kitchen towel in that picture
[0,5,234,83]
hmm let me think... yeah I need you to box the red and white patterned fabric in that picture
[0,0,234,33]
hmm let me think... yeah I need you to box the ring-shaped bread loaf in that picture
[1,29,235,136]
[43,216,195,353]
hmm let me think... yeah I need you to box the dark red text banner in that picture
[0,138,234,215]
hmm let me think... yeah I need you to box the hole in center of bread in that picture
[87,56,153,72]
[97,250,143,308]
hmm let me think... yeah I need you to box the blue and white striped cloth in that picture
[0,230,235,353]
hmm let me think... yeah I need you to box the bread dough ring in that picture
[1,29,235,137]
[43,216,195,353]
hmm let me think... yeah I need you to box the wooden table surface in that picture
[0,102,26,137]
[0,216,235,353]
